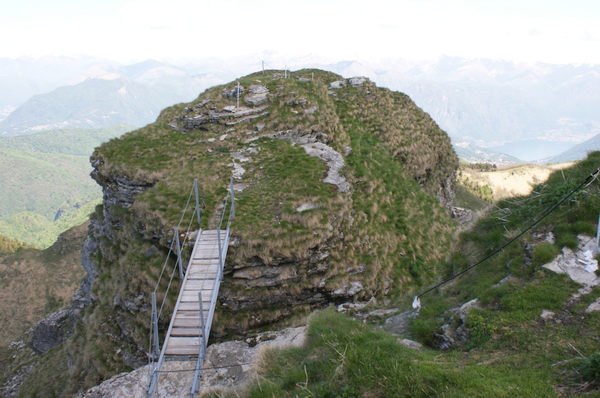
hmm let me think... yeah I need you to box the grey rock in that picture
[543,235,600,289]
[332,281,363,297]
[232,265,298,287]
[381,309,418,335]
[433,298,481,350]
[77,327,306,398]
[222,85,244,98]
[398,338,422,350]
[450,206,472,225]
[31,309,75,354]
[244,85,269,106]
[302,142,350,192]
[304,105,318,114]
[295,202,318,212]
[586,297,600,313]
[540,310,555,320]
[349,76,367,87]
[493,275,516,287]
[330,80,346,89]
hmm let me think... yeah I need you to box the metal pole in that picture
[229,178,235,219]
[190,292,207,396]
[217,226,223,273]
[151,292,160,358]
[596,212,600,251]
[262,60,264,74]
[236,81,240,108]
[311,72,314,81]
[194,179,201,226]
[174,228,184,279]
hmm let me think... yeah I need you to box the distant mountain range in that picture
[324,57,600,161]
[0,57,237,136]
[543,133,600,164]
[1,55,599,160]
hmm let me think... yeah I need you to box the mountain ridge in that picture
[0,69,460,396]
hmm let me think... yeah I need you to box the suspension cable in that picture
[413,166,600,308]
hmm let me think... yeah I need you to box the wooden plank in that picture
[175,310,206,317]
[165,346,201,356]
[165,337,203,355]
[180,291,210,302]
[177,302,215,311]
[174,318,207,328]
[181,290,214,298]
[188,267,218,275]
[187,276,218,282]
[188,270,217,279]
[183,280,215,289]
[170,327,203,337]
[189,262,219,268]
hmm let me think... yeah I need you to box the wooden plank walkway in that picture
[163,229,226,357]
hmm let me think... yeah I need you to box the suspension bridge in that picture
[147,179,235,398]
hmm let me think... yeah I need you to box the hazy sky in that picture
[2,0,600,64]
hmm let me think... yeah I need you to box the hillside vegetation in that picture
[0,125,130,247]
[240,152,600,397]
[0,223,86,346]
[0,234,29,253]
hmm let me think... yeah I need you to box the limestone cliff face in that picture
[10,69,458,396]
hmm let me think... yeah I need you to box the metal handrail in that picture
[148,179,204,397]
[190,179,235,396]
[148,178,235,398]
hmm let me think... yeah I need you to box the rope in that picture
[413,166,600,306]
[153,239,176,295]
[152,185,195,294]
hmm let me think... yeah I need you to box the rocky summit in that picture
[5,69,459,396]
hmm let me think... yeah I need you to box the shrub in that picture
[580,352,600,385]
[532,242,559,267]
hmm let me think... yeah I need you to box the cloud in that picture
[1,0,600,64]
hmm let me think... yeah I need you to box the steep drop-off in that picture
[3,69,458,395]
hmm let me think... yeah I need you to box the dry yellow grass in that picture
[0,222,86,345]
[459,162,574,200]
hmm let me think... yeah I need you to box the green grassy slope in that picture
[0,125,130,247]
[231,153,600,397]
[0,199,100,248]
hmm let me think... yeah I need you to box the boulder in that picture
[223,85,244,98]
[349,77,367,87]
[31,309,75,354]
[329,80,346,89]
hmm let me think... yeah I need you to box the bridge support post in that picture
[151,292,160,358]
[190,292,206,397]
[229,178,235,219]
[148,292,160,398]
[174,228,184,279]
[596,212,600,252]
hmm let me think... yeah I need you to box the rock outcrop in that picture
[77,327,305,397]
